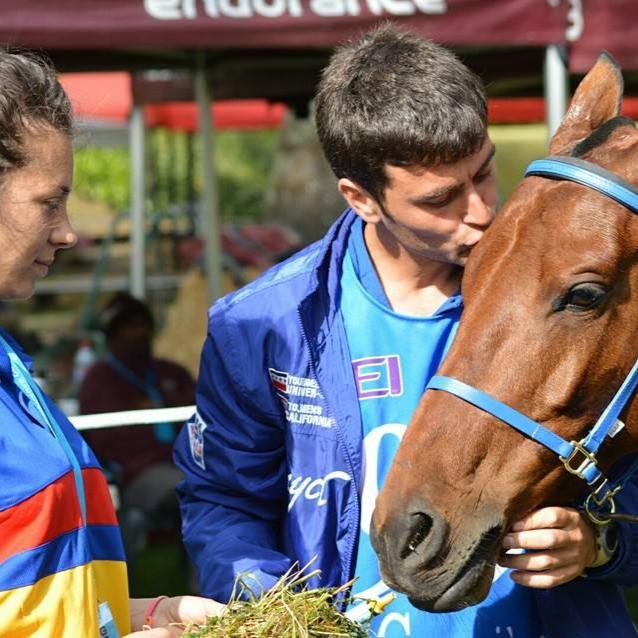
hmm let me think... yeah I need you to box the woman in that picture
[0,51,222,636]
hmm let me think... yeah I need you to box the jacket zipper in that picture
[296,306,360,590]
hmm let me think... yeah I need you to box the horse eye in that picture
[558,283,608,312]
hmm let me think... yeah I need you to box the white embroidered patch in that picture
[188,410,207,470]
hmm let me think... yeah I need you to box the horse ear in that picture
[549,52,624,155]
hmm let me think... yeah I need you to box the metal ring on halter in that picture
[584,491,618,526]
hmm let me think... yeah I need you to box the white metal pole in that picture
[544,44,569,138]
[195,58,223,302]
[129,105,146,299]
[71,405,196,431]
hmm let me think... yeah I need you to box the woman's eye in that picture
[557,283,609,312]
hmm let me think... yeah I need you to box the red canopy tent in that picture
[569,0,638,74]
[0,1,636,73]
[3,3,637,130]
[0,1,566,50]
[60,72,288,130]
[62,72,638,128]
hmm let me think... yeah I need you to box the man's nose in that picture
[464,191,493,228]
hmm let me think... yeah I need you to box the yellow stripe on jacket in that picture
[0,560,130,637]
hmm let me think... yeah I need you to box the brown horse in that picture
[371,53,638,612]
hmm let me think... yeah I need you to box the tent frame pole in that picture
[195,56,223,302]
[130,104,146,299]
[545,44,569,138]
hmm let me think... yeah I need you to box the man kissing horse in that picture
[373,53,638,637]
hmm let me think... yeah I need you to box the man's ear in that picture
[338,178,383,223]
[549,52,624,155]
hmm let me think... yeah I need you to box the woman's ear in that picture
[338,178,383,223]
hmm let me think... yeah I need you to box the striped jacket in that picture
[0,332,130,637]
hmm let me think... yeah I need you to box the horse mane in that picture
[571,116,636,158]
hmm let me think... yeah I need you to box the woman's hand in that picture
[498,506,597,588]
[152,595,225,630]
[129,595,225,636]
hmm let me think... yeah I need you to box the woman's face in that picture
[0,126,76,299]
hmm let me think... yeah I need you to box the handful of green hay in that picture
[182,566,371,638]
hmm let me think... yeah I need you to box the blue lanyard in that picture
[105,353,175,444]
[0,333,87,523]
[105,353,164,405]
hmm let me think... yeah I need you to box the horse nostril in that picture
[401,512,433,559]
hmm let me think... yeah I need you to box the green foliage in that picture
[74,146,131,213]
[73,128,280,222]
[213,130,279,222]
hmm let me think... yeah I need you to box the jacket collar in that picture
[0,329,33,384]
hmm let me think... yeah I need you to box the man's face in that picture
[375,137,498,266]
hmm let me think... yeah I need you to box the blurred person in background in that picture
[0,49,221,636]
[79,292,196,582]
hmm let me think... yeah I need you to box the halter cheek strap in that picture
[426,156,638,525]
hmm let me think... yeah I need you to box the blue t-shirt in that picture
[340,218,542,637]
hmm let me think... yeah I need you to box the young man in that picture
[175,25,638,636]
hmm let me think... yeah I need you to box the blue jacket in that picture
[175,210,638,637]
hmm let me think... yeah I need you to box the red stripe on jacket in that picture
[0,467,117,564]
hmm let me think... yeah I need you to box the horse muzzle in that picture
[371,497,505,611]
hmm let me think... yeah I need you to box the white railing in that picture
[69,405,195,431]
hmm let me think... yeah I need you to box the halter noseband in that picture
[427,156,638,525]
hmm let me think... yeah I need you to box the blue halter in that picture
[427,156,638,525]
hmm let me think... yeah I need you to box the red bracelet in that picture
[144,595,168,628]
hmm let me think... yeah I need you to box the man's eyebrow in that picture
[409,183,463,206]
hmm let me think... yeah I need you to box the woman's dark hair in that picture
[0,49,73,172]
[315,24,487,202]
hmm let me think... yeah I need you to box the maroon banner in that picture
[0,0,566,50]
[570,0,638,73]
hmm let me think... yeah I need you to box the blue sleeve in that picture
[174,302,291,601]
[586,454,638,586]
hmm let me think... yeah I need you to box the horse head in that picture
[371,53,638,612]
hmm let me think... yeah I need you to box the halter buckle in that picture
[560,441,598,480]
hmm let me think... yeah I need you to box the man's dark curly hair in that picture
[315,24,487,202]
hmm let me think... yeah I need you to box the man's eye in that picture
[424,193,455,208]
[427,198,452,208]
[45,199,62,212]
[555,283,609,312]
[474,170,491,183]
